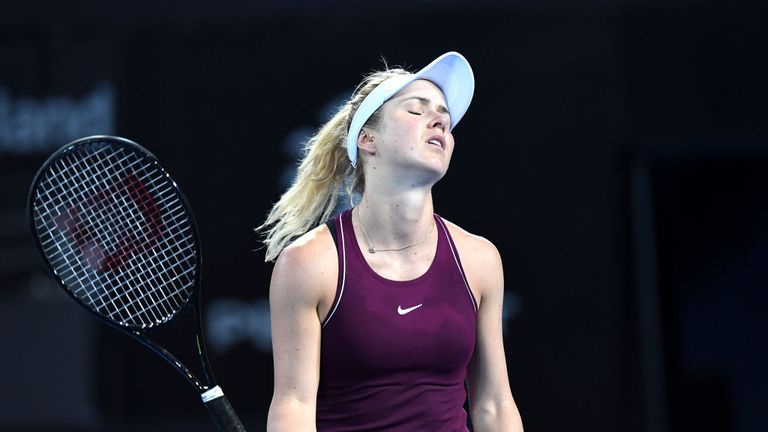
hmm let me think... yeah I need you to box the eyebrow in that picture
[402,96,450,115]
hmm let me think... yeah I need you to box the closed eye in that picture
[408,110,422,115]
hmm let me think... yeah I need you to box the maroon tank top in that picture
[316,209,477,431]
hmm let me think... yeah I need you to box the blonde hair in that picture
[257,67,410,262]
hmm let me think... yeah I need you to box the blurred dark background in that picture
[1,0,766,431]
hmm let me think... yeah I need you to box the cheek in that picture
[392,123,421,151]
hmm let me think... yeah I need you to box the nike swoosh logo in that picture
[397,304,423,315]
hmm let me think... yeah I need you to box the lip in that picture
[426,135,446,149]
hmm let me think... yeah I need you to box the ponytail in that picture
[256,68,410,261]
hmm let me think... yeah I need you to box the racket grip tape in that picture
[202,386,247,432]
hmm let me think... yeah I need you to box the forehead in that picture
[389,79,447,105]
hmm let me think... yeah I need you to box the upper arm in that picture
[443,221,520,426]
[461,237,513,406]
[268,228,337,409]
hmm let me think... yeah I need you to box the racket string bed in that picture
[33,142,196,328]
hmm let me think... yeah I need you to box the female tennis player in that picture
[258,51,523,431]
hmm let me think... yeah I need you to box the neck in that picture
[356,186,435,251]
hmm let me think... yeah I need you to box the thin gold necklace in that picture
[355,207,435,254]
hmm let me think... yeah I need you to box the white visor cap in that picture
[346,51,475,167]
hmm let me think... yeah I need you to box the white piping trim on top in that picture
[436,217,478,313]
[322,216,347,328]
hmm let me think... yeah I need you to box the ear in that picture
[357,128,376,157]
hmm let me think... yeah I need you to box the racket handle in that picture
[202,386,247,432]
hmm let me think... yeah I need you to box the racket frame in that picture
[27,135,217,393]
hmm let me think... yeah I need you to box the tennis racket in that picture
[28,135,247,432]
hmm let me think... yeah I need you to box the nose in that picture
[428,111,449,132]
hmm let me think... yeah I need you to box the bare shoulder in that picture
[275,223,337,270]
[270,223,338,307]
[439,217,503,303]
[440,217,501,264]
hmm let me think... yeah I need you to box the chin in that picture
[418,158,450,184]
[429,155,451,174]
